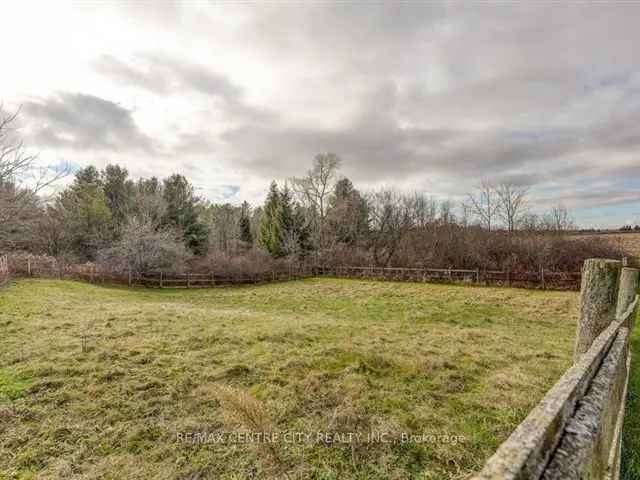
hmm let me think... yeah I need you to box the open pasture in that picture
[0,278,579,479]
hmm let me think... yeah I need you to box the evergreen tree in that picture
[278,185,299,256]
[293,204,312,254]
[278,185,295,237]
[101,164,135,232]
[239,201,253,245]
[327,177,369,246]
[162,174,209,255]
[54,166,113,258]
[260,181,284,257]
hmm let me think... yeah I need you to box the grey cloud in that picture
[93,54,275,122]
[173,131,220,156]
[22,93,155,152]
[542,189,640,211]
[93,53,239,98]
[220,78,638,189]
[93,55,170,94]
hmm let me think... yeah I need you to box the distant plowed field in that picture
[571,231,640,260]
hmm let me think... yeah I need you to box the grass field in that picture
[0,278,579,479]
[622,318,640,480]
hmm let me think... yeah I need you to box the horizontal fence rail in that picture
[474,260,640,480]
[315,265,582,290]
[3,256,584,290]
[5,256,314,288]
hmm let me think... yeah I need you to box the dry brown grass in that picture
[571,231,640,260]
[0,278,579,479]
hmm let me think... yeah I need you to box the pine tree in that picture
[54,166,113,259]
[260,181,284,257]
[293,204,312,254]
[162,174,209,255]
[278,185,295,236]
[278,185,297,256]
[101,164,135,232]
[239,201,253,246]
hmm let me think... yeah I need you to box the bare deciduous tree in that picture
[467,180,499,231]
[291,153,341,249]
[410,193,437,228]
[496,182,529,232]
[0,105,68,224]
[438,199,456,225]
[519,212,541,232]
[544,204,575,232]
[367,189,415,267]
[98,214,189,273]
[207,203,241,254]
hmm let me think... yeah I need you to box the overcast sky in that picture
[3,1,640,227]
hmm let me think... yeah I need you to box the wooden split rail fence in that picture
[316,265,582,290]
[6,257,314,289]
[4,256,584,290]
[474,259,640,479]
[131,269,312,288]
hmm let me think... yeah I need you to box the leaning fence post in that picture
[574,259,622,362]
[616,267,639,327]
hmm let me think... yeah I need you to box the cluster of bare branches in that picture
[466,180,529,232]
[290,153,341,250]
[0,105,68,225]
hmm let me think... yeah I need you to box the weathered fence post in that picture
[128,268,132,287]
[616,267,639,327]
[574,259,621,362]
[186,272,190,289]
[540,267,546,290]
[159,271,163,288]
[27,258,31,277]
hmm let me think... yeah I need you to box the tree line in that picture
[0,106,621,274]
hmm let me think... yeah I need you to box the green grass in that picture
[622,314,640,480]
[0,278,579,479]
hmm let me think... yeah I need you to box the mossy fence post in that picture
[617,267,639,328]
[574,259,621,362]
